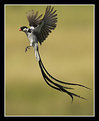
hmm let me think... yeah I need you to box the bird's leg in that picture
[25,46,32,53]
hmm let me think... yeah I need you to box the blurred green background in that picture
[5,5,94,116]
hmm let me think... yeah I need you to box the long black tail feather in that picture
[40,59,90,90]
[38,58,89,102]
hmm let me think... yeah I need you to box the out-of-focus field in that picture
[5,5,94,116]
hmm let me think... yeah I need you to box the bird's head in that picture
[19,26,28,32]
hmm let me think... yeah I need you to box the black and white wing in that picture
[26,10,43,27]
[33,6,58,44]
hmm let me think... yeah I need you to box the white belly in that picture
[27,33,37,46]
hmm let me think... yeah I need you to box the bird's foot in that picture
[25,46,31,53]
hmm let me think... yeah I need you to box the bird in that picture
[19,6,90,102]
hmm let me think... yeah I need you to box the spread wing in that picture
[33,6,58,44]
[26,10,43,27]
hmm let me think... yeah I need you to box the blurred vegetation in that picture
[5,5,94,116]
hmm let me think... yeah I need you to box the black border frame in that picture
[0,0,96,119]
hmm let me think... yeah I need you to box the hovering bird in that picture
[19,6,90,102]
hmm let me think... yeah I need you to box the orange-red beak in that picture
[19,28,22,31]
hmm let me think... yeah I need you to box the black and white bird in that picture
[19,6,90,102]
[19,6,57,61]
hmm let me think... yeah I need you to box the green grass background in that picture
[5,5,94,116]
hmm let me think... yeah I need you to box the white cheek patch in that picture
[23,28,27,31]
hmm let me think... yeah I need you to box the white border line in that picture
[4,4,95,117]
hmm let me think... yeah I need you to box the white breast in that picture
[27,26,37,46]
[27,32,33,45]
[27,32,37,46]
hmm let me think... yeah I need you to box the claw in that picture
[25,46,30,53]
[25,48,27,53]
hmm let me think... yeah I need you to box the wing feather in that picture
[33,6,57,44]
[26,10,43,27]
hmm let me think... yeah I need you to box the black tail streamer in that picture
[40,59,90,89]
[38,58,90,102]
